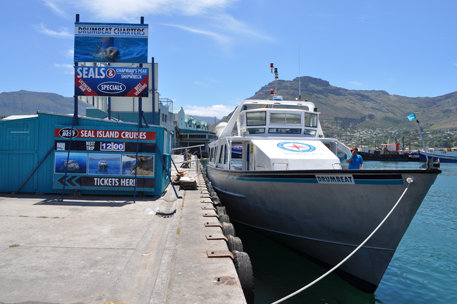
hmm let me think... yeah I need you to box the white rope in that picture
[272,178,414,304]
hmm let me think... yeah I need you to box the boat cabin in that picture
[208,100,351,171]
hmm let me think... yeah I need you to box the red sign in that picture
[55,128,156,140]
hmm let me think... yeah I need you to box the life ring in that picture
[233,250,255,304]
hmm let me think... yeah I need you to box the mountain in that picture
[0,90,89,117]
[248,77,457,130]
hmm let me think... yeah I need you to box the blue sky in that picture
[1,0,456,118]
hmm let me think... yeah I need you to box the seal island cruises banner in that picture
[74,22,148,63]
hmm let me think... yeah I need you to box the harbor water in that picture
[229,161,457,303]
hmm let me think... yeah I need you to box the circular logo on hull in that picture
[277,142,316,152]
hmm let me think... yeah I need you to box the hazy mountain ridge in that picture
[2,79,456,132]
[0,90,89,117]
[249,76,457,130]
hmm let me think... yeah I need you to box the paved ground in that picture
[0,157,246,304]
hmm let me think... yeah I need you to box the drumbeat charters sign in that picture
[74,22,148,63]
[74,66,149,97]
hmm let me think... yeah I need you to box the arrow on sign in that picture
[67,176,78,186]
[58,176,80,187]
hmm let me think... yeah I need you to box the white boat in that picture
[418,148,457,163]
[206,98,441,292]
[98,159,108,171]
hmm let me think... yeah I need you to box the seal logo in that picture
[277,142,316,152]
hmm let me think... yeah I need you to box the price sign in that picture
[100,142,125,151]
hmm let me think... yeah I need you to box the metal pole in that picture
[15,144,54,194]
[61,121,76,201]
[416,119,429,163]
[152,57,155,125]
[108,96,111,120]
[133,120,140,204]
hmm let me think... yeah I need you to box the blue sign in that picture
[75,66,149,97]
[74,22,148,63]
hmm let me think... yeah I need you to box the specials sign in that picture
[75,66,149,97]
[55,128,156,140]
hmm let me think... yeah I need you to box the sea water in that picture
[230,161,457,304]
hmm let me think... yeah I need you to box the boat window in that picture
[269,128,301,134]
[305,113,318,127]
[218,146,224,164]
[240,113,246,127]
[270,113,301,124]
[303,129,317,136]
[247,128,265,134]
[286,113,301,124]
[224,144,228,164]
[246,111,266,126]
[270,113,285,124]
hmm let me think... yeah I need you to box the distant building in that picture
[175,113,216,157]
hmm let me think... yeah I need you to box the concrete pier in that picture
[0,156,246,304]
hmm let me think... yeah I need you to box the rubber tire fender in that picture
[221,222,236,237]
[218,214,230,224]
[216,206,227,215]
[211,197,222,206]
[227,235,243,252]
[233,250,255,304]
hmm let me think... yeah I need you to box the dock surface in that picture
[0,156,246,304]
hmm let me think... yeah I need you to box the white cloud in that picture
[43,0,271,46]
[184,104,234,118]
[349,81,363,86]
[44,0,235,21]
[33,23,72,38]
[212,14,273,42]
[43,0,68,18]
[54,63,74,74]
[161,23,230,45]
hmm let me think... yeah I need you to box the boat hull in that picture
[359,151,412,161]
[419,151,457,163]
[207,167,440,292]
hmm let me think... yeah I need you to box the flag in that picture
[407,113,416,121]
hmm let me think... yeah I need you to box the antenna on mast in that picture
[298,47,302,101]
[270,62,281,100]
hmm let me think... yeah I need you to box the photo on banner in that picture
[55,152,87,174]
[74,22,148,63]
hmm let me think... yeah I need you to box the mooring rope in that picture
[272,177,414,304]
